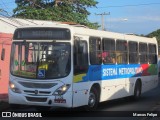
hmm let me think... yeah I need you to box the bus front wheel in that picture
[85,87,99,111]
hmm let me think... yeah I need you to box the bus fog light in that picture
[53,84,70,95]
[9,82,21,93]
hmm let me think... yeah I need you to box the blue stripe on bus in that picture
[79,64,158,83]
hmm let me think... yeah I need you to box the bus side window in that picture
[116,40,128,64]
[89,37,101,65]
[102,38,116,64]
[139,43,148,64]
[129,41,138,64]
[1,48,5,61]
[149,44,157,64]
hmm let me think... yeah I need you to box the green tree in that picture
[146,29,160,46]
[13,0,99,29]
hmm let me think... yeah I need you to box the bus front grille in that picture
[24,90,51,95]
[25,96,47,102]
[19,82,57,89]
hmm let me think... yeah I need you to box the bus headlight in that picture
[53,84,71,95]
[9,81,21,93]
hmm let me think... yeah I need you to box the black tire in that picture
[133,81,141,100]
[85,87,99,111]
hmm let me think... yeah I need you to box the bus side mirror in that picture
[1,48,5,61]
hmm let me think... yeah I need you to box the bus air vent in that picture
[25,96,47,102]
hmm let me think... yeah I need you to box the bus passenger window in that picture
[89,37,101,65]
[139,43,148,64]
[149,44,157,64]
[129,41,138,64]
[102,38,116,64]
[116,40,128,64]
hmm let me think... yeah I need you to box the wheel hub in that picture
[89,92,96,107]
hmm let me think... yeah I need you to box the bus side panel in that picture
[100,78,126,102]
[73,82,90,107]
[141,75,158,93]
[125,64,159,95]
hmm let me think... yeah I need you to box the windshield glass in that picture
[11,42,71,79]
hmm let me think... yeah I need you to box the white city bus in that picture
[9,24,158,110]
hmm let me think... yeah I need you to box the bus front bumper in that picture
[8,89,73,108]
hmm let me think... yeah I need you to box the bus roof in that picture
[14,24,157,44]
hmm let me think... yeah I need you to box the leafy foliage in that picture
[146,29,160,46]
[13,0,99,29]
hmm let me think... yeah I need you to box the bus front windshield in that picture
[11,42,71,79]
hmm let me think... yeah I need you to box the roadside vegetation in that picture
[13,0,100,29]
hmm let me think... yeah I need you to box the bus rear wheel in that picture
[85,87,99,111]
[133,81,141,100]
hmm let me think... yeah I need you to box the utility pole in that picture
[95,12,110,30]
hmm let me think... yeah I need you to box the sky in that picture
[0,0,160,35]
